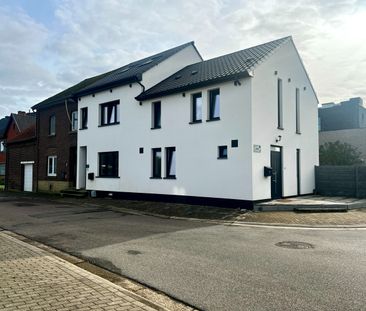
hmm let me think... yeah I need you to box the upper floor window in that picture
[191,93,202,123]
[277,79,283,129]
[0,140,5,152]
[218,145,228,159]
[295,88,301,134]
[47,156,57,177]
[165,147,176,179]
[208,89,220,121]
[49,115,56,136]
[81,107,88,129]
[100,100,119,126]
[151,148,162,178]
[151,101,161,129]
[71,111,78,132]
[98,152,119,177]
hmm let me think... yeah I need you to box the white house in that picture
[76,37,319,208]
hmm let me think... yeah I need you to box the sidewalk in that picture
[0,232,161,311]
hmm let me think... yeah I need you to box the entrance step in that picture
[60,188,88,198]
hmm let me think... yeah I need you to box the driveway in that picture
[0,195,365,310]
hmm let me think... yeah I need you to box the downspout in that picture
[136,77,145,105]
[32,107,39,192]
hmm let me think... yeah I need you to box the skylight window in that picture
[174,75,182,80]
[138,60,153,67]
[191,70,198,75]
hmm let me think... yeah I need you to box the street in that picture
[0,195,365,311]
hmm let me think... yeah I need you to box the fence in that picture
[315,166,366,198]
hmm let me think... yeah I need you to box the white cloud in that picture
[1,0,366,117]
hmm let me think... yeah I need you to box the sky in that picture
[0,0,366,117]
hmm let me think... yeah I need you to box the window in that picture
[208,89,220,121]
[0,164,5,176]
[151,148,162,178]
[277,79,283,129]
[218,146,228,159]
[165,147,176,179]
[71,111,78,132]
[151,101,161,129]
[191,93,202,123]
[81,107,88,129]
[49,115,56,135]
[231,140,238,148]
[0,140,5,152]
[100,101,119,126]
[98,152,119,177]
[295,88,300,134]
[47,156,57,177]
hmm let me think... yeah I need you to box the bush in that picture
[320,141,364,165]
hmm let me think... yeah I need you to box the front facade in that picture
[77,37,319,207]
[35,103,78,192]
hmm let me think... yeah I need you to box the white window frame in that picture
[71,111,78,132]
[47,156,57,177]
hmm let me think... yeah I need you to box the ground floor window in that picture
[47,156,57,177]
[165,147,176,178]
[98,152,119,177]
[151,148,162,178]
[0,163,5,176]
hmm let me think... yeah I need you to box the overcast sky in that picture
[0,0,365,117]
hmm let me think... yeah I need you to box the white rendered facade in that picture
[77,39,318,204]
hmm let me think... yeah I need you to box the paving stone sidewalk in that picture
[0,232,159,311]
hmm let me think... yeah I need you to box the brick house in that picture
[4,113,37,192]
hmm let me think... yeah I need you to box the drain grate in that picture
[127,250,142,255]
[275,241,314,249]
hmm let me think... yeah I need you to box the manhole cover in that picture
[14,203,38,207]
[275,241,314,249]
[127,250,142,255]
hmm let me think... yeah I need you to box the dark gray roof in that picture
[0,116,10,139]
[32,72,112,110]
[12,113,36,132]
[76,41,199,97]
[136,37,291,101]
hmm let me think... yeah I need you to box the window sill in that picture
[79,127,88,130]
[98,122,120,128]
[164,176,176,179]
[48,134,56,137]
[47,174,57,177]
[189,120,202,124]
[151,126,161,130]
[206,117,220,122]
[277,127,284,130]
[296,131,301,135]
[150,176,162,179]
[96,176,120,179]
[217,157,228,160]
[69,131,77,134]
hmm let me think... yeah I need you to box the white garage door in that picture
[23,164,33,192]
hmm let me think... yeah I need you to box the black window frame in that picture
[49,115,56,136]
[98,152,119,178]
[277,78,283,129]
[191,92,202,123]
[151,148,162,178]
[218,145,228,159]
[295,88,301,134]
[208,88,220,121]
[165,147,176,179]
[100,100,119,126]
[81,107,88,130]
[151,101,161,129]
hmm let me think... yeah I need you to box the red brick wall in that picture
[6,139,37,191]
[37,102,77,183]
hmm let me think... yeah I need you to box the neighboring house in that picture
[319,97,366,163]
[318,97,366,131]
[4,113,37,192]
[0,116,11,181]
[76,36,319,207]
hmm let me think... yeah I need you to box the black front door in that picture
[69,147,77,187]
[271,146,282,199]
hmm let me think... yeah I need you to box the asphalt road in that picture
[0,195,365,311]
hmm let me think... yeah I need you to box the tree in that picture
[319,141,363,165]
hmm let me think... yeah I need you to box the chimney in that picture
[17,111,26,115]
